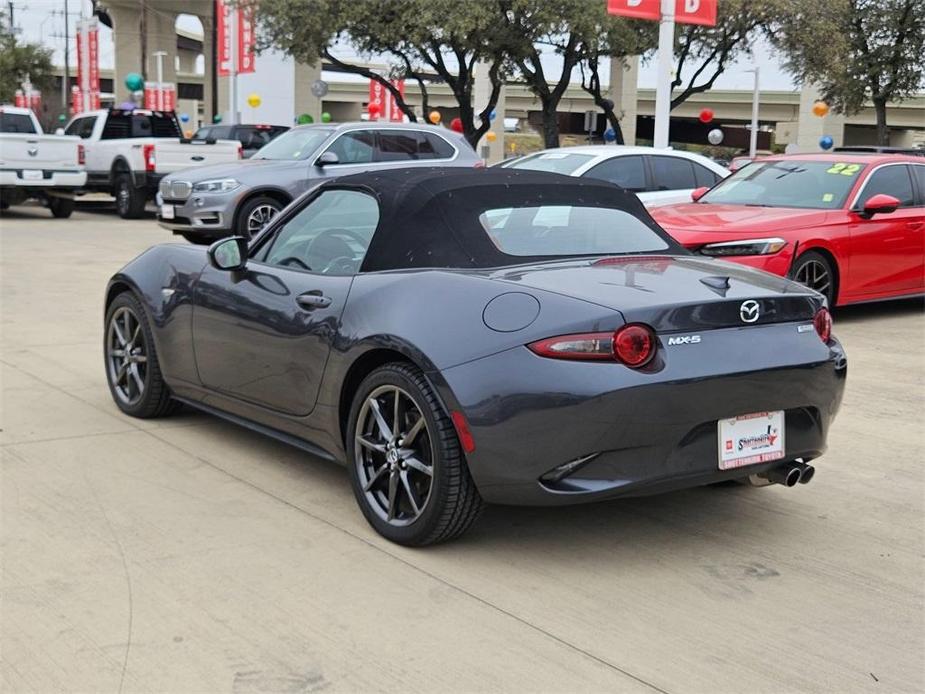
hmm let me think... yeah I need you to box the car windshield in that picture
[700,160,865,209]
[506,151,595,175]
[478,205,668,257]
[252,127,334,160]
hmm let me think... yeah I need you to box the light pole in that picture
[653,0,675,149]
[746,65,760,158]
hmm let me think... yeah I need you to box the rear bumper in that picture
[0,169,86,189]
[438,322,846,505]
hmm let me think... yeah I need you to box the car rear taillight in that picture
[813,307,832,343]
[527,324,656,368]
[142,144,156,172]
[77,144,85,165]
[237,143,243,159]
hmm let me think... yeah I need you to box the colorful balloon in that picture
[368,102,381,117]
[297,113,314,124]
[247,93,261,108]
[486,131,497,142]
[118,101,136,110]
[321,112,332,123]
[819,135,834,150]
[603,127,617,142]
[124,72,144,92]
[213,114,222,123]
[180,113,190,123]
[489,109,497,121]
[812,101,830,118]
[450,117,464,133]
[185,130,193,138]
[707,128,724,145]
[699,108,714,124]
[428,110,441,124]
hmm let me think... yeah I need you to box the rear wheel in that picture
[114,174,146,219]
[236,196,282,238]
[791,251,836,306]
[347,363,483,546]
[48,196,75,218]
[104,292,178,418]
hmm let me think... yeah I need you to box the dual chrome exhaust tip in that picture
[754,461,815,487]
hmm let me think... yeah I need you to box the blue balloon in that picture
[819,135,834,150]
[489,109,497,121]
[118,101,136,111]
[180,113,190,123]
[603,127,617,142]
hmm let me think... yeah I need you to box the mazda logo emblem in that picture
[739,300,760,323]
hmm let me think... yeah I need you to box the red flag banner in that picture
[217,0,233,76]
[606,0,660,21]
[675,0,718,26]
[237,3,255,74]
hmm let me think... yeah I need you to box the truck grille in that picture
[160,179,192,200]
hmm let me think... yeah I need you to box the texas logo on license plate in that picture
[718,411,785,470]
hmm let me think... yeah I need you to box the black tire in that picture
[114,173,147,219]
[104,292,179,418]
[236,195,283,238]
[347,362,483,546]
[48,196,75,218]
[181,232,214,245]
[791,250,836,307]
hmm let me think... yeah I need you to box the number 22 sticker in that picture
[826,163,861,176]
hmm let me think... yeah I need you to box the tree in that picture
[770,0,925,145]
[668,0,779,110]
[0,11,55,115]
[255,0,508,146]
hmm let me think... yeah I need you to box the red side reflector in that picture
[451,411,476,453]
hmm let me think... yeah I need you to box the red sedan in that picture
[651,153,925,307]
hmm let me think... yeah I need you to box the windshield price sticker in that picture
[826,163,861,176]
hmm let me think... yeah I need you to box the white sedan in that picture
[499,145,730,207]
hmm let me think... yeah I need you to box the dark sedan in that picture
[103,168,846,545]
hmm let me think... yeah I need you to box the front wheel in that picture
[104,292,178,418]
[347,363,483,546]
[236,196,282,238]
[48,196,75,218]
[791,251,836,307]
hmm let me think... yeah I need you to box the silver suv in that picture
[157,122,480,244]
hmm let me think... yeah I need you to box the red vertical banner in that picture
[14,89,25,107]
[368,79,384,120]
[216,0,233,76]
[144,82,157,109]
[237,2,255,74]
[75,27,84,96]
[388,80,405,122]
[162,84,176,111]
[607,0,661,20]
[71,86,82,114]
[88,20,100,99]
[675,0,718,26]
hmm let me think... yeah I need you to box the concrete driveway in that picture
[2,204,923,693]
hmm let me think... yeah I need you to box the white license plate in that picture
[718,411,785,470]
[22,169,43,181]
[160,204,175,220]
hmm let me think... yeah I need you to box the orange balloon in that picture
[486,131,497,142]
[428,110,441,124]
[812,101,830,117]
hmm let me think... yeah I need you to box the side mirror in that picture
[316,151,339,167]
[691,186,710,202]
[860,193,900,218]
[208,236,248,271]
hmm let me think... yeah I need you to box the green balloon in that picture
[297,113,314,124]
[320,112,332,123]
[213,114,222,123]
[124,72,144,92]
[58,114,67,122]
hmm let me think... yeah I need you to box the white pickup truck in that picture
[64,108,241,218]
[0,106,86,218]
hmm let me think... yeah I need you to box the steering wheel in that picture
[305,227,366,270]
[278,256,311,271]
[307,227,367,250]
[320,255,358,274]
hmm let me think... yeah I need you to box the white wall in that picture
[235,50,295,126]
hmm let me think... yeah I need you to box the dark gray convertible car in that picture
[104,168,846,545]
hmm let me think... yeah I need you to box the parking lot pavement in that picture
[1,203,923,693]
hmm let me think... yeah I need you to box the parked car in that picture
[650,153,925,307]
[0,105,86,217]
[833,146,925,157]
[104,167,845,545]
[192,123,289,158]
[156,122,481,244]
[498,145,729,207]
[64,108,242,218]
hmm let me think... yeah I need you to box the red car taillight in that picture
[527,324,657,368]
[77,144,85,165]
[142,144,156,173]
[237,143,243,159]
[813,307,832,343]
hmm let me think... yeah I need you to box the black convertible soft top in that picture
[313,167,684,272]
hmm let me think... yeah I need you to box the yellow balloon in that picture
[428,110,441,124]
[486,131,497,142]
[247,93,261,108]
[812,101,829,117]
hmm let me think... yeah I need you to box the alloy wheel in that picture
[795,259,831,298]
[247,204,279,236]
[106,306,148,406]
[355,385,434,526]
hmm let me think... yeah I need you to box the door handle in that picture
[907,222,923,230]
[296,291,332,310]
